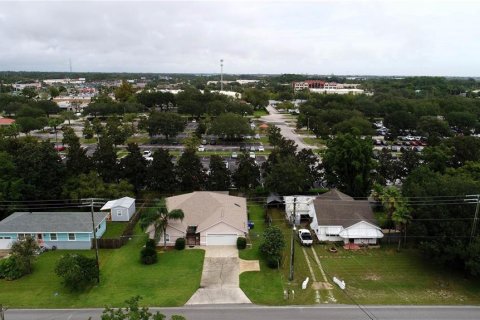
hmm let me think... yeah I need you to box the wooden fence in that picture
[93,204,144,249]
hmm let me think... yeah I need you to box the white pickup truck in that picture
[298,229,313,246]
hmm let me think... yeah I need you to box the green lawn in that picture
[240,205,317,305]
[0,225,205,308]
[318,245,480,305]
[102,222,128,239]
[126,135,150,144]
[116,149,129,159]
[253,110,269,118]
[240,204,285,304]
[240,204,480,306]
[302,137,326,148]
[81,138,97,144]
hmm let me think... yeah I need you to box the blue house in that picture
[0,212,108,250]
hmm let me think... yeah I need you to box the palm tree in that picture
[392,205,412,251]
[379,186,411,249]
[141,207,185,248]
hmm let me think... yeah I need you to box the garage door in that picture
[0,239,14,250]
[206,234,238,246]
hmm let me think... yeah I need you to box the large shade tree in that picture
[176,149,206,192]
[147,148,177,192]
[322,134,374,197]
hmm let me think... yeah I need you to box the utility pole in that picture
[289,197,297,281]
[467,195,480,244]
[81,198,106,283]
[89,198,100,284]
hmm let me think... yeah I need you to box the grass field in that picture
[253,110,269,118]
[240,205,318,305]
[116,149,129,159]
[302,137,326,148]
[318,245,480,305]
[81,138,97,144]
[102,222,128,239]
[240,204,480,306]
[126,135,150,145]
[0,225,205,308]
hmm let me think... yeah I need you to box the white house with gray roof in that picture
[0,212,108,250]
[100,197,136,222]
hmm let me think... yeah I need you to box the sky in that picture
[0,0,479,76]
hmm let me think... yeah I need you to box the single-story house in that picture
[100,197,136,222]
[0,211,108,250]
[310,189,384,245]
[284,195,316,225]
[148,191,248,246]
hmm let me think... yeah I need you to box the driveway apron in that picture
[186,246,252,305]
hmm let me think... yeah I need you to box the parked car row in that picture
[240,143,264,152]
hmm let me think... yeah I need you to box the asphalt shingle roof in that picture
[313,189,376,228]
[0,212,108,233]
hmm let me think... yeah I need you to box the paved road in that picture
[5,305,480,320]
[261,105,315,150]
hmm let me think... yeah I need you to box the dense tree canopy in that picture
[322,134,374,197]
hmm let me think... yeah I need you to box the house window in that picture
[68,233,76,241]
[18,233,30,240]
[165,234,170,242]
[116,209,122,216]
[50,233,57,241]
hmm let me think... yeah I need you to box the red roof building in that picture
[0,118,15,126]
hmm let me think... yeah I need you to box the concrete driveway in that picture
[186,246,252,305]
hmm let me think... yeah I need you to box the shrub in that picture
[236,237,247,250]
[55,254,98,291]
[141,239,158,265]
[145,238,157,250]
[266,255,281,269]
[175,238,186,250]
[0,256,23,280]
[260,226,286,269]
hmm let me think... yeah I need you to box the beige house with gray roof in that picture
[148,192,248,246]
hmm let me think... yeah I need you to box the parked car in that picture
[198,145,205,152]
[143,150,152,157]
[54,145,65,152]
[231,152,238,159]
[250,145,256,151]
[249,152,256,159]
[258,145,265,152]
[298,229,313,246]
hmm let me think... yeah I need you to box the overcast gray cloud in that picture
[0,0,479,76]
